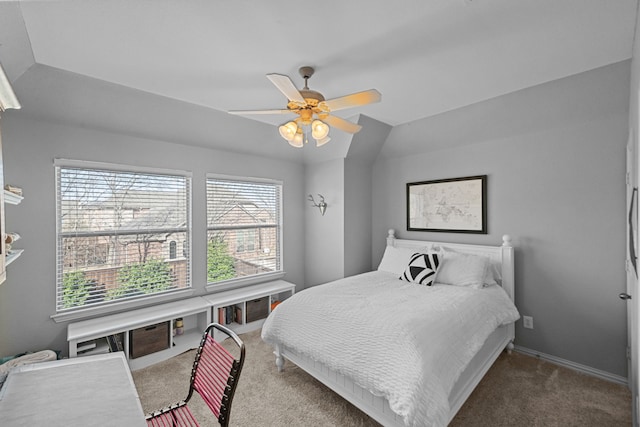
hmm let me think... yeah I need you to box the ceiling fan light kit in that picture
[278,121,297,141]
[292,132,304,148]
[229,66,381,148]
[311,119,329,140]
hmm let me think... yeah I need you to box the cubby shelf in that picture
[67,296,211,371]
[201,280,295,341]
[67,280,296,370]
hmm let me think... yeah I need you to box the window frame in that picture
[52,159,193,321]
[205,173,284,292]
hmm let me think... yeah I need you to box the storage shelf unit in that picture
[2,189,23,281]
[67,281,296,369]
[202,280,295,340]
[67,297,211,370]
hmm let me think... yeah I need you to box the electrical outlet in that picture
[523,316,534,329]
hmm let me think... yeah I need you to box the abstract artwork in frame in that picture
[407,175,487,234]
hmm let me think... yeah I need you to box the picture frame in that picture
[407,175,487,234]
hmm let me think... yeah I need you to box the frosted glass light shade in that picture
[316,136,331,147]
[289,132,304,148]
[279,121,298,141]
[311,120,329,140]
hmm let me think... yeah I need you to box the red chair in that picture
[146,323,245,427]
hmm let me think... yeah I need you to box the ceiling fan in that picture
[229,66,381,148]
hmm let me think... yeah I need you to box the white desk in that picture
[0,353,147,426]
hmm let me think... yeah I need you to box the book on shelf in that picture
[77,342,97,353]
[218,305,243,325]
[4,185,22,196]
[114,334,124,351]
[235,306,243,325]
[225,306,234,324]
[106,334,124,352]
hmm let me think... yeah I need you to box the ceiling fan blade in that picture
[229,109,292,115]
[266,74,306,104]
[323,115,362,134]
[320,89,381,112]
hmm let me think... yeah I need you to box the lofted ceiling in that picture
[0,0,637,160]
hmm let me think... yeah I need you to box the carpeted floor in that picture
[132,329,632,426]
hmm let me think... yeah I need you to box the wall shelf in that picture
[2,188,24,282]
[4,190,23,205]
[6,249,23,267]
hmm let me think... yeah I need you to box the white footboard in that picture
[447,324,513,420]
[273,324,514,426]
[275,345,405,427]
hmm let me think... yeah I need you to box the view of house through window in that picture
[56,161,191,312]
[207,175,282,284]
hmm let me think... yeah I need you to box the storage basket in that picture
[129,321,170,358]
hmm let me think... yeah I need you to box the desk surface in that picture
[0,353,147,427]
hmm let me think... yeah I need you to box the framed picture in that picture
[407,175,487,233]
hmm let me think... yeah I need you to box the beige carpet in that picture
[133,329,632,426]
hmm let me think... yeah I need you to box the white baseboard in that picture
[514,345,628,386]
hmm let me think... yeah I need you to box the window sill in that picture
[205,271,286,294]
[51,288,195,323]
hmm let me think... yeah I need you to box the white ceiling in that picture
[0,0,638,154]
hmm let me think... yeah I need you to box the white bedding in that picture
[261,270,520,427]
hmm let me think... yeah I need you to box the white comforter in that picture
[261,271,520,427]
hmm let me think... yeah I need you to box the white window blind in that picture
[56,162,191,312]
[206,176,282,284]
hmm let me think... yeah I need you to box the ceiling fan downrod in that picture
[299,66,315,90]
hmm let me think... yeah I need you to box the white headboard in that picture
[385,229,515,302]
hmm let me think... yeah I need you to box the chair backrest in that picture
[186,323,245,427]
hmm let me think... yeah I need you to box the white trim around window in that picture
[54,159,193,317]
[205,173,284,292]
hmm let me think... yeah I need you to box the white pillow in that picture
[434,251,489,289]
[484,261,502,287]
[433,246,501,288]
[377,245,430,275]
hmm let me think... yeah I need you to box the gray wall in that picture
[344,158,373,277]
[304,159,345,287]
[0,115,305,357]
[344,116,392,277]
[372,61,630,377]
[304,115,392,286]
[0,57,631,379]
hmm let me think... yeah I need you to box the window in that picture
[236,230,256,253]
[56,160,191,312]
[207,175,282,285]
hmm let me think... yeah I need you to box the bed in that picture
[261,229,519,427]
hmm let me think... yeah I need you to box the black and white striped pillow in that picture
[399,252,440,286]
